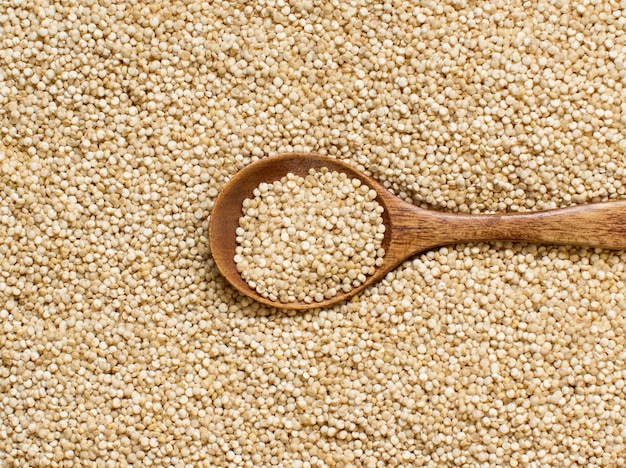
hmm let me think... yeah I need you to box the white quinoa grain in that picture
[1,0,626,466]
[235,168,385,303]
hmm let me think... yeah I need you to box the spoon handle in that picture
[414,201,626,252]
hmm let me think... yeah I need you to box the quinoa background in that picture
[1,0,626,466]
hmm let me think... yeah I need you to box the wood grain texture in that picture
[209,153,626,310]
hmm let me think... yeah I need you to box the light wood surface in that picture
[209,153,626,310]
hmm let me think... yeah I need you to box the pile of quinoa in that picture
[1,0,626,466]
[235,168,386,304]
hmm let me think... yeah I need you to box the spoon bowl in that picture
[209,153,626,310]
[209,153,399,309]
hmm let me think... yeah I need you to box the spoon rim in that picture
[209,153,402,310]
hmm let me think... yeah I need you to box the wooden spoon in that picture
[209,153,626,310]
